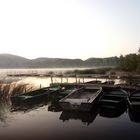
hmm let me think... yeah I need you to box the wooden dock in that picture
[7,73,110,78]
[7,71,140,91]
[51,83,139,92]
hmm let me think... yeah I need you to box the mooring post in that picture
[40,84,41,89]
[51,76,53,84]
[75,75,78,83]
[66,77,68,83]
[109,75,110,82]
[96,75,97,82]
[61,76,63,83]
[78,79,80,83]
[25,88,26,93]
[83,77,84,83]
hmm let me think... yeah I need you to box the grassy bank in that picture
[65,67,113,75]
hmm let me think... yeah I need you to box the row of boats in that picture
[10,83,140,112]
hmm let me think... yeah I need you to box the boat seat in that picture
[104,94,126,97]
[19,95,33,99]
[131,102,140,105]
[131,97,140,99]
[100,99,119,103]
[65,98,89,105]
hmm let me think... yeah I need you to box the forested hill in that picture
[0,54,119,68]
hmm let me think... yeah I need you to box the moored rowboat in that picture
[99,87,128,108]
[10,86,60,105]
[59,86,102,112]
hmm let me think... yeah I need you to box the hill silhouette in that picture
[0,54,119,68]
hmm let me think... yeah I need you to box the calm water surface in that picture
[0,69,139,140]
[0,98,140,140]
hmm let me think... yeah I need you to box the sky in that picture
[0,0,140,60]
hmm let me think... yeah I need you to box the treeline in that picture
[119,53,140,72]
[82,57,119,67]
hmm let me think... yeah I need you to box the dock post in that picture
[40,84,41,89]
[61,76,63,83]
[51,76,53,84]
[66,77,68,83]
[78,79,80,83]
[75,75,78,83]
[95,75,97,82]
[82,77,84,83]
[25,88,26,93]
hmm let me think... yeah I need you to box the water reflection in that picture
[11,97,50,113]
[99,106,127,118]
[128,108,140,123]
[11,92,64,113]
[1,96,140,140]
[0,99,11,123]
[60,106,99,125]
[48,95,62,112]
[11,100,49,112]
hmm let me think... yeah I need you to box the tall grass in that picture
[0,82,34,99]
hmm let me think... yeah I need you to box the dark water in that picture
[1,95,140,140]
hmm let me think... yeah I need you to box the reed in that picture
[0,82,34,100]
[0,99,11,123]
[10,83,28,96]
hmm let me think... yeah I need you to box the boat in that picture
[102,80,115,85]
[85,80,102,84]
[10,86,60,105]
[48,86,77,112]
[128,89,140,112]
[59,86,102,112]
[99,86,128,108]
[58,86,78,96]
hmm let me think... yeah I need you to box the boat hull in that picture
[11,87,59,105]
[59,87,102,112]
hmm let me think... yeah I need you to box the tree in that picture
[119,53,140,72]
[138,47,140,54]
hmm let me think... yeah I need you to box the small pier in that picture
[7,72,110,78]
[7,71,140,91]
[51,82,139,92]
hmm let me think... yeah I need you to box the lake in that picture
[1,97,140,140]
[0,69,139,140]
